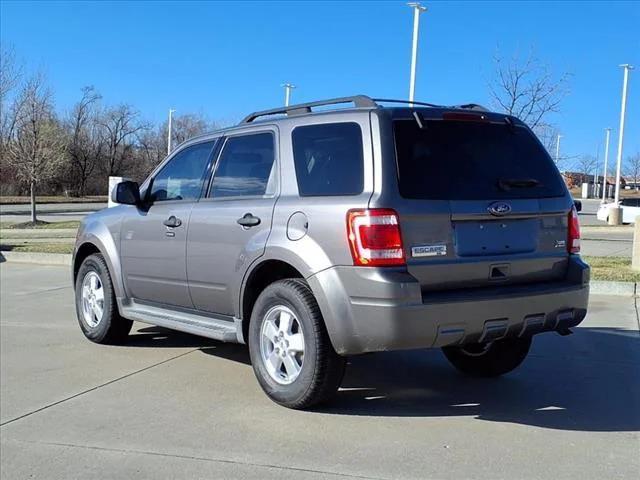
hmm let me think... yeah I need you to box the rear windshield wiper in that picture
[497,178,541,191]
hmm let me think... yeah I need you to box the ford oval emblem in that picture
[487,202,512,216]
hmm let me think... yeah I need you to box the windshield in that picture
[393,119,566,200]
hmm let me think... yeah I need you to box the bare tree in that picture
[64,86,103,196]
[98,104,147,176]
[171,113,215,147]
[625,152,640,190]
[0,46,21,103]
[136,112,216,179]
[489,50,570,135]
[575,155,598,184]
[5,73,65,222]
[1,46,22,156]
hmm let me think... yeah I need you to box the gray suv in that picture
[72,96,590,409]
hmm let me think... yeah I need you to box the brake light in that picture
[347,209,405,266]
[568,206,581,254]
[443,112,488,122]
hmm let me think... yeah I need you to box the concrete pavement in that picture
[1,263,639,479]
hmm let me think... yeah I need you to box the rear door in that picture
[187,129,278,315]
[391,113,570,292]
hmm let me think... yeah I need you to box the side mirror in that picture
[112,180,141,206]
[574,200,582,212]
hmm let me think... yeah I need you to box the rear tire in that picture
[75,253,132,344]
[442,337,532,377]
[248,279,345,409]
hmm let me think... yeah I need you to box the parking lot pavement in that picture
[1,263,639,480]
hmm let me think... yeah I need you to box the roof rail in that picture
[240,95,377,124]
[239,96,489,124]
[372,98,444,108]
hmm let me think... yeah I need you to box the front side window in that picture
[292,122,364,196]
[149,141,215,202]
[209,132,276,198]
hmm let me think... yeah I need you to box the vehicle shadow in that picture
[125,325,639,432]
[318,327,640,433]
[126,325,219,349]
[126,325,252,365]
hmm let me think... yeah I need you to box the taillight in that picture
[347,209,405,266]
[568,206,581,254]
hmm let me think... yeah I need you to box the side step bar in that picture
[120,301,242,343]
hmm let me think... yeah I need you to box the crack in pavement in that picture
[3,438,386,480]
[14,285,69,296]
[0,348,199,427]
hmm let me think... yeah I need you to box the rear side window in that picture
[210,132,275,198]
[393,119,566,200]
[292,122,364,196]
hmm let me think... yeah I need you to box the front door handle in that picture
[163,215,182,228]
[237,213,261,227]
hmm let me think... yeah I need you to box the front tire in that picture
[75,253,132,344]
[248,279,345,409]
[442,337,532,377]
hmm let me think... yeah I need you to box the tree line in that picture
[0,48,219,212]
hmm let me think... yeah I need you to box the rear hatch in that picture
[391,111,571,292]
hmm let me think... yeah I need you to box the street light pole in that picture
[281,83,296,107]
[167,108,176,155]
[602,128,611,203]
[614,64,634,206]
[407,2,427,105]
[555,134,562,164]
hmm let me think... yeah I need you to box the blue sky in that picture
[1,0,639,162]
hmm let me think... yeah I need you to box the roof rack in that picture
[240,95,377,124]
[239,95,489,124]
[372,98,444,108]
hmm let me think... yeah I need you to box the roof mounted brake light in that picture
[443,112,488,122]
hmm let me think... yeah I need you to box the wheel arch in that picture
[73,224,125,301]
[239,258,305,343]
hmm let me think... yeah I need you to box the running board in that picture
[120,301,241,343]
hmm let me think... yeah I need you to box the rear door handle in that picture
[163,215,182,228]
[237,213,261,227]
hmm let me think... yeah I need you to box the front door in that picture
[120,140,217,308]
[187,130,277,315]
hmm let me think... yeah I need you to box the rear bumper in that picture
[308,256,590,355]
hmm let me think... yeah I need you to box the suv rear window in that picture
[292,122,363,196]
[393,119,566,200]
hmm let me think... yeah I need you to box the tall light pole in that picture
[555,134,563,164]
[281,83,296,107]
[407,2,427,105]
[602,127,611,203]
[614,64,634,206]
[167,108,176,155]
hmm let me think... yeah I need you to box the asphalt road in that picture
[1,263,638,479]
[0,202,106,223]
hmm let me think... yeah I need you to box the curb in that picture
[0,251,71,266]
[590,280,637,297]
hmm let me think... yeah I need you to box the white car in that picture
[597,199,640,224]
